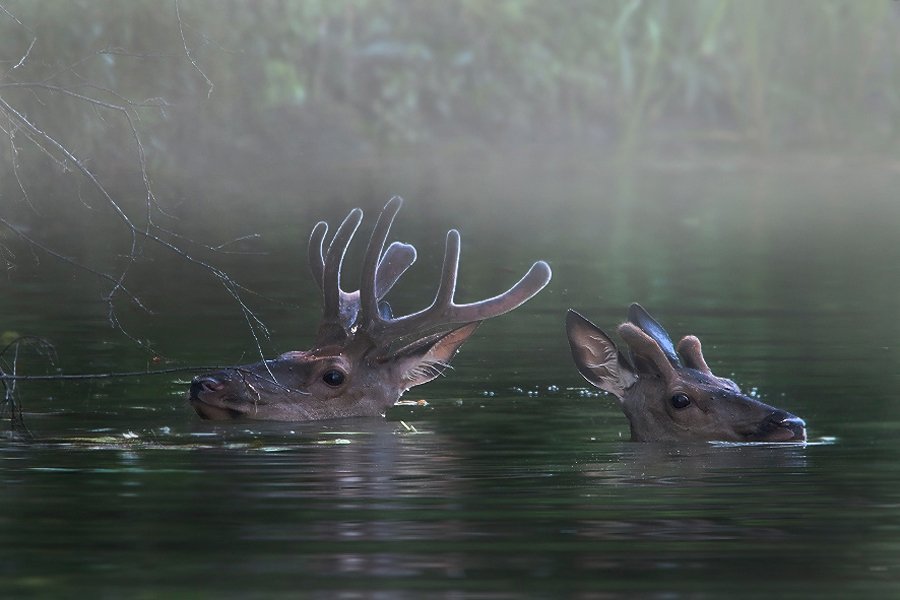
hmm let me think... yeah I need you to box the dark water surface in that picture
[2,155,900,597]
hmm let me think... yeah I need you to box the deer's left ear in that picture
[566,310,638,400]
[392,323,481,389]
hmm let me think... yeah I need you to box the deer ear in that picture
[393,323,481,390]
[617,322,679,383]
[627,303,681,367]
[566,310,637,400]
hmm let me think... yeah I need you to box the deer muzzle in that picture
[188,373,247,420]
[755,410,807,442]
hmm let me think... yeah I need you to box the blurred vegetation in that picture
[0,0,897,183]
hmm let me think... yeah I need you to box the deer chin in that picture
[744,418,807,443]
[189,396,249,420]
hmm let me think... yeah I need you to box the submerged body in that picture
[566,304,806,443]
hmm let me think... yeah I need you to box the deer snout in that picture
[188,373,248,420]
[764,410,807,442]
[190,375,225,398]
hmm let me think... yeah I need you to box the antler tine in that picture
[433,229,460,308]
[321,196,550,347]
[358,196,404,325]
[376,241,417,300]
[322,208,363,323]
[368,245,552,341]
[310,220,414,299]
[366,229,457,336]
[312,207,421,346]
[308,220,328,292]
[447,259,551,321]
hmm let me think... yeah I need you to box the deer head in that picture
[189,197,552,421]
[566,304,806,442]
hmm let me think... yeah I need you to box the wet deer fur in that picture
[566,304,806,442]
[189,197,552,421]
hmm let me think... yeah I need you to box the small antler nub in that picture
[677,335,712,374]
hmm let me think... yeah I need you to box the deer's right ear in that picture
[566,310,637,400]
[392,323,481,390]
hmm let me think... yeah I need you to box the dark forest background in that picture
[2,1,897,192]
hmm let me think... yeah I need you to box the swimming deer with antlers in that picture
[189,197,552,421]
[566,304,806,442]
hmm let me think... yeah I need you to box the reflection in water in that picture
[583,441,811,486]
[575,443,812,546]
[182,420,477,584]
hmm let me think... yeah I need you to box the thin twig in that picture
[10,36,35,71]
[174,0,213,98]
[0,81,169,110]
[0,366,228,381]
[0,2,33,33]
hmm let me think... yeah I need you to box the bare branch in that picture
[174,0,213,98]
[0,3,274,365]
[9,35,35,72]
[0,365,228,382]
[0,92,271,352]
[0,335,55,437]
[0,2,33,34]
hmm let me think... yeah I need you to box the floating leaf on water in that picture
[395,399,428,406]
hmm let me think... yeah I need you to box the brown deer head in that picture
[189,197,552,421]
[566,304,806,442]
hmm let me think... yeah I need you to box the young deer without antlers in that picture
[189,197,552,421]
[566,304,806,442]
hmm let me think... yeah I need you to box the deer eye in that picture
[670,393,692,409]
[322,369,346,387]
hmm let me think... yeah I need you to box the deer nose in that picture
[768,410,807,440]
[190,375,225,397]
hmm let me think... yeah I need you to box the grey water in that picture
[2,153,900,597]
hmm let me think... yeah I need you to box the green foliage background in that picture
[1,0,896,181]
